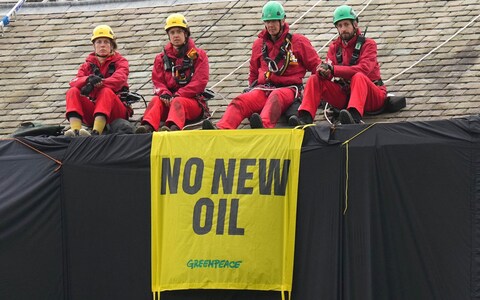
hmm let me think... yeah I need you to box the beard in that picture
[341,31,355,42]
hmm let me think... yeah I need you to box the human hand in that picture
[317,63,333,78]
[160,94,172,107]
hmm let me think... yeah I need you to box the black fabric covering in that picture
[0,116,479,300]
[0,137,68,300]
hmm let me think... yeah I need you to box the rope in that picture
[341,123,377,214]
[385,12,480,83]
[2,138,63,172]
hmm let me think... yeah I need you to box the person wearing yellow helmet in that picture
[289,5,387,125]
[202,1,320,130]
[64,24,131,136]
[135,13,209,133]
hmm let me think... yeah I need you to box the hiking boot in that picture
[249,113,264,129]
[202,119,217,130]
[64,129,79,137]
[339,108,362,124]
[78,128,91,136]
[170,124,180,131]
[160,125,170,131]
[135,124,154,134]
[288,111,313,126]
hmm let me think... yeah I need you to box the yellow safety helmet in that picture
[165,13,190,36]
[91,24,117,50]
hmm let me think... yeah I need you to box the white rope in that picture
[210,0,323,90]
[385,12,480,83]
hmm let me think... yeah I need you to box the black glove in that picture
[320,63,333,73]
[160,94,172,101]
[88,75,103,85]
[80,83,94,96]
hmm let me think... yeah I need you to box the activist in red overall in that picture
[202,1,320,130]
[135,13,209,133]
[289,5,387,125]
[64,24,131,136]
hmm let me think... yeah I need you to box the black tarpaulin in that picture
[0,116,479,300]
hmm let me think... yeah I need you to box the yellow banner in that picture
[151,129,304,299]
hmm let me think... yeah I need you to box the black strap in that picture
[89,62,115,78]
[336,34,365,66]
[163,50,195,85]
[262,33,292,76]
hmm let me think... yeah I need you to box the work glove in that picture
[160,94,172,101]
[80,83,94,96]
[88,75,103,85]
[318,63,333,78]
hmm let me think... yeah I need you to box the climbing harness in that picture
[262,33,294,79]
[163,47,198,85]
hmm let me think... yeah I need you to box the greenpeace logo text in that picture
[187,259,242,269]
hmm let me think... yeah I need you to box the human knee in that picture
[351,72,369,83]
[96,87,116,99]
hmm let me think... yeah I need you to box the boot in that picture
[202,119,217,130]
[249,113,264,129]
[339,108,362,124]
[78,128,91,136]
[135,124,154,134]
[64,129,79,137]
[288,110,313,126]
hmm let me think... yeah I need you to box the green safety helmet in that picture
[333,5,358,25]
[262,1,286,21]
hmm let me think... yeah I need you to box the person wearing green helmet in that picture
[203,1,320,129]
[289,5,387,125]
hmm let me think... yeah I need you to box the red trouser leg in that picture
[260,87,295,128]
[141,96,168,130]
[299,74,348,118]
[65,87,96,126]
[166,97,203,129]
[217,89,267,129]
[93,87,128,123]
[348,73,387,116]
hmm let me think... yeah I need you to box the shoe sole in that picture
[339,110,355,125]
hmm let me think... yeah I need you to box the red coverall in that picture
[216,23,320,129]
[298,28,387,118]
[141,38,209,130]
[66,52,130,126]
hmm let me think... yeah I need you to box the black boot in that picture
[202,119,217,130]
[249,113,264,129]
[135,123,154,134]
[288,110,313,126]
[339,108,362,124]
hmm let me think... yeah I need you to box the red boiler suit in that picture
[66,52,130,126]
[141,38,209,130]
[216,23,320,129]
[299,28,387,118]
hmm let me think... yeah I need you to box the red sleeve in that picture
[152,53,172,97]
[333,39,379,80]
[295,34,321,73]
[102,54,129,92]
[249,39,263,85]
[176,48,209,98]
[69,62,90,88]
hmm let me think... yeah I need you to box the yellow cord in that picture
[341,123,377,214]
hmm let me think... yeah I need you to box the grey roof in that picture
[0,0,479,136]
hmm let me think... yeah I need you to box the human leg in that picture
[259,87,295,128]
[216,90,268,129]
